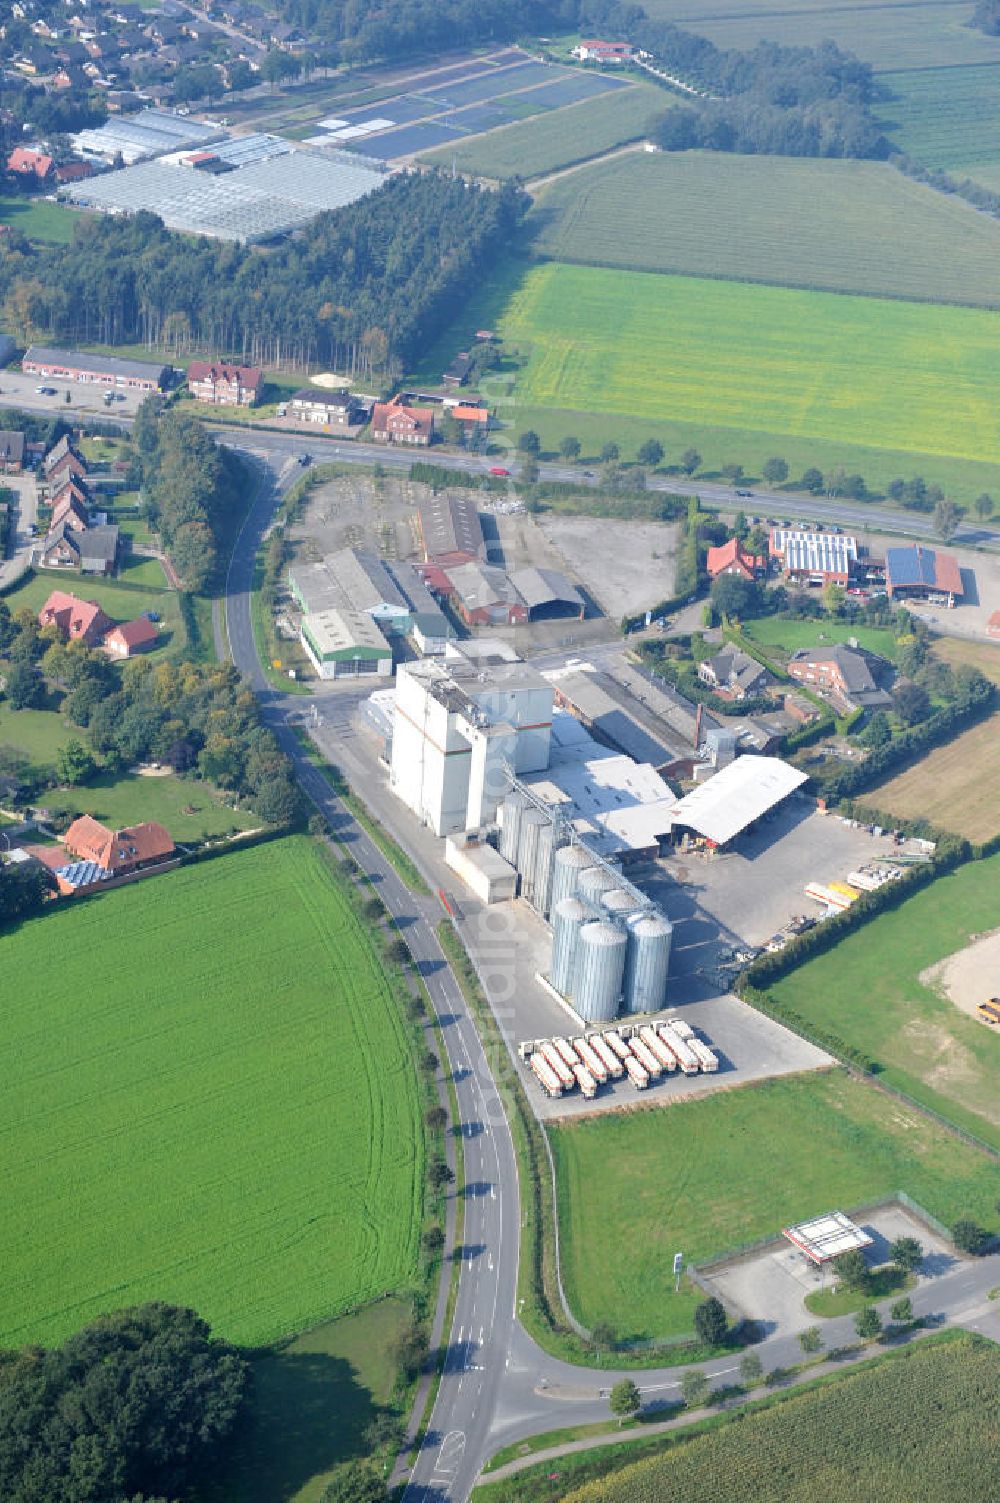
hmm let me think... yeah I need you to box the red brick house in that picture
[50,490,90,532]
[44,435,87,479]
[38,589,112,644]
[102,616,159,658]
[706,536,765,581]
[64,814,176,874]
[372,397,434,446]
[187,360,263,407]
[7,146,54,179]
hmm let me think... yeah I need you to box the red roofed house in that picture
[7,146,54,179]
[706,536,765,581]
[50,490,90,532]
[372,396,434,446]
[102,616,159,658]
[572,39,634,62]
[38,589,111,645]
[451,404,490,426]
[54,160,95,184]
[187,360,263,407]
[64,814,175,875]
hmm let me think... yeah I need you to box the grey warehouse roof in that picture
[24,346,169,382]
[418,493,485,562]
[290,549,406,616]
[508,566,585,612]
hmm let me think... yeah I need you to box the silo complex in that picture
[573,921,627,1023]
[577,864,616,909]
[602,889,640,922]
[624,913,673,1014]
[551,897,588,995]
[533,818,558,918]
[516,809,547,903]
[499,790,526,864]
[551,843,593,908]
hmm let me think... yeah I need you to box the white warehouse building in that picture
[390,648,553,836]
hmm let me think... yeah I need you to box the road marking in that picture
[434,1430,466,1475]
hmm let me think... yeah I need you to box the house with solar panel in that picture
[884,544,964,608]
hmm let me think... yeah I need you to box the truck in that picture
[605,1030,632,1063]
[530,1052,563,1097]
[630,1034,663,1079]
[625,1055,649,1089]
[658,1024,699,1075]
[540,1041,575,1090]
[689,1037,719,1073]
[572,1063,598,1099]
[640,1025,677,1072]
[552,1037,581,1070]
[666,1017,694,1041]
[588,1033,624,1078]
[574,1036,609,1084]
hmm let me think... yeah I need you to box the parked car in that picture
[489,465,509,476]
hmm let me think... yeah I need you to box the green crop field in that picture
[0,835,424,1347]
[766,854,1000,1145]
[478,1336,1000,1503]
[0,193,80,243]
[421,85,667,181]
[551,1070,999,1341]
[743,618,900,661]
[679,2,1000,70]
[880,63,1000,176]
[449,260,1000,493]
[531,152,1000,308]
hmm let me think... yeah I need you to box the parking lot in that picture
[0,367,149,419]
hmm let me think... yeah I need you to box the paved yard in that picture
[537,515,680,620]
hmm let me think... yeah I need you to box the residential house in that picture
[44,436,86,478]
[102,615,159,657]
[186,360,263,406]
[787,643,893,714]
[64,813,175,873]
[39,520,118,574]
[50,490,90,532]
[706,535,765,580]
[0,430,25,473]
[442,352,473,387]
[6,146,54,179]
[287,388,358,427]
[571,39,635,62]
[450,403,490,429]
[698,646,773,700]
[38,589,112,644]
[988,610,1000,641]
[371,396,434,446]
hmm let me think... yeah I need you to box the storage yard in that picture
[522,1017,719,1104]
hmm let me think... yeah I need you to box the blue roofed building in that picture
[885,544,964,607]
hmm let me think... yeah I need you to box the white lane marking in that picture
[434,1430,466,1475]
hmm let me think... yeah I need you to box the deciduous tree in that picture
[609,1378,641,1425]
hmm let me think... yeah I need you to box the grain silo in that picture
[517,808,548,904]
[577,863,616,910]
[499,789,527,863]
[550,842,594,908]
[602,888,641,921]
[624,912,673,1015]
[551,896,588,995]
[573,921,627,1023]
[532,818,559,918]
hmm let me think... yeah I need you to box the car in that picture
[583,469,595,478]
[35,385,56,395]
[735,488,753,497]
[298,452,311,466]
[489,465,509,476]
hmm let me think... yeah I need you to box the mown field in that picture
[421,84,667,181]
[0,835,424,1347]
[0,193,79,243]
[880,63,1000,173]
[870,712,1000,841]
[531,152,1000,308]
[482,262,1000,473]
[767,853,1000,1145]
[550,1069,999,1341]
[742,617,900,661]
[476,1335,1000,1503]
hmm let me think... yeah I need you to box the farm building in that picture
[388,560,452,655]
[290,549,410,630]
[441,561,528,627]
[787,643,893,713]
[572,39,635,61]
[885,544,964,606]
[508,567,585,621]
[547,665,702,770]
[706,536,764,580]
[769,530,858,585]
[665,754,808,849]
[988,610,1000,640]
[0,431,25,473]
[186,361,262,407]
[300,606,393,680]
[442,352,473,387]
[23,346,169,392]
[417,493,486,567]
[70,108,224,164]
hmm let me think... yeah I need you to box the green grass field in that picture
[767,854,1000,1146]
[551,1070,999,1341]
[743,617,900,661]
[0,193,80,243]
[531,152,1000,308]
[2,569,183,656]
[421,85,667,181]
[479,1336,1000,1503]
[0,835,424,1347]
[44,767,259,840]
[879,63,1000,183]
[0,700,75,766]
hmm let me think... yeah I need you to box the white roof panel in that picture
[668,755,808,846]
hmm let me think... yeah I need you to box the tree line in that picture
[0,175,526,375]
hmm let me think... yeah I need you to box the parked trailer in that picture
[588,1032,624,1078]
[605,1030,632,1063]
[666,1017,694,1040]
[530,1051,563,1097]
[573,1063,598,1099]
[574,1036,609,1084]
[553,1037,581,1070]
[540,1041,575,1090]
[640,1024,677,1071]
[625,1055,649,1090]
[658,1024,699,1075]
[689,1036,719,1073]
[630,1034,663,1078]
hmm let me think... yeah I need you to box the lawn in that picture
[743,617,900,662]
[0,700,75,767]
[550,1069,999,1341]
[43,767,259,841]
[767,853,1000,1145]
[0,193,80,244]
[3,569,184,656]
[531,152,1000,309]
[0,835,424,1347]
[420,84,667,180]
[879,63,1000,173]
[476,1335,1000,1503]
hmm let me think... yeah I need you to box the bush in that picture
[693,1296,729,1346]
[953,1218,988,1255]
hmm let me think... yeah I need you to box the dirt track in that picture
[920,927,1000,1021]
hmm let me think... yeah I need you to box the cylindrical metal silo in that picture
[550,896,588,996]
[577,864,615,911]
[517,809,547,900]
[602,889,640,921]
[499,790,526,863]
[550,843,594,908]
[573,921,627,1024]
[532,820,558,918]
[624,913,673,1015]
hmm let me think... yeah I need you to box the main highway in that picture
[221,443,1000,1500]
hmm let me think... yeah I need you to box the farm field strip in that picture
[531,152,1000,308]
[644,0,969,16]
[869,712,1000,842]
[489,262,1000,466]
[550,1069,1000,1341]
[0,835,424,1348]
[879,63,1000,170]
[767,852,1000,1143]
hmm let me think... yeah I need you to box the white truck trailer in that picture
[625,1055,649,1089]
[666,1017,695,1040]
[640,1024,677,1072]
[540,1041,576,1090]
[605,1030,632,1063]
[572,1062,598,1099]
[689,1036,719,1072]
[574,1036,608,1084]
[553,1037,581,1070]
[630,1035,663,1079]
[588,1033,624,1078]
[530,1051,563,1097]
[659,1024,699,1075]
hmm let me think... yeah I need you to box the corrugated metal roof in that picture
[667,755,808,845]
[508,566,584,611]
